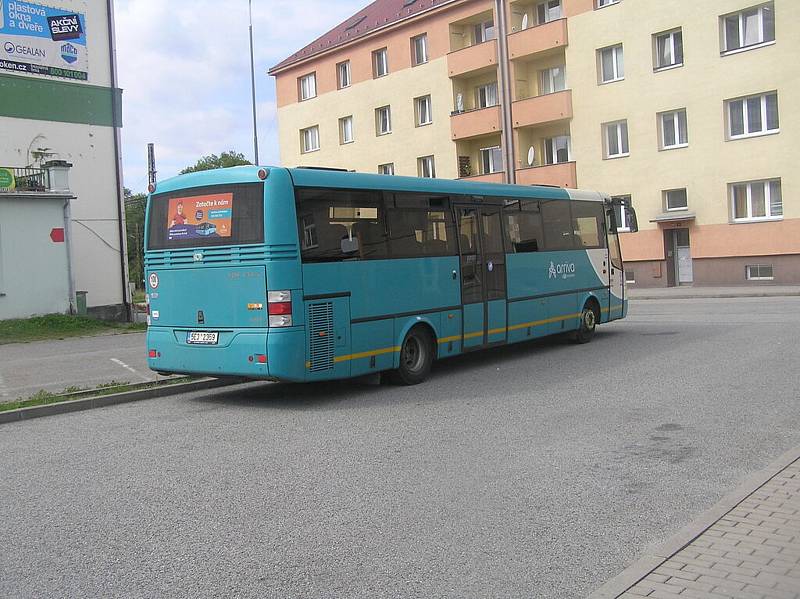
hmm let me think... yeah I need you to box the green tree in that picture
[180,151,252,174]
[124,187,147,292]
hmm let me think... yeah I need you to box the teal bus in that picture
[144,166,637,385]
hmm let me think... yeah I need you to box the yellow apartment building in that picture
[269,0,799,287]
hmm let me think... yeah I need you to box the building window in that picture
[337,61,351,89]
[660,109,688,149]
[300,126,320,153]
[613,196,632,232]
[373,48,389,78]
[298,73,316,101]
[473,20,495,44]
[378,163,395,175]
[596,0,620,7]
[625,269,635,284]
[664,188,688,211]
[375,106,392,136]
[339,116,354,144]
[746,264,774,280]
[480,146,503,174]
[727,92,779,139]
[415,95,432,126]
[412,34,428,65]
[476,82,498,108]
[418,155,436,178]
[599,44,624,83]
[731,179,782,222]
[544,136,570,164]
[539,66,566,95]
[654,29,683,70]
[536,0,562,24]
[722,3,775,54]
[603,121,629,158]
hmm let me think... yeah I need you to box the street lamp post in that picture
[248,0,260,165]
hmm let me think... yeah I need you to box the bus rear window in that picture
[147,183,264,250]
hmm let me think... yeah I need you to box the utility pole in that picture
[147,143,157,189]
[248,0,260,165]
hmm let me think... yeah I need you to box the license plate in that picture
[186,331,219,345]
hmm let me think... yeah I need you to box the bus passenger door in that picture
[456,205,507,349]
[608,221,624,320]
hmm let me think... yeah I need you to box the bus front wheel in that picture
[386,327,434,385]
[573,303,599,344]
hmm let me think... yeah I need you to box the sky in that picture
[115,0,366,193]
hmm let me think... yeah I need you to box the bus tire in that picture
[388,326,434,385]
[573,302,599,344]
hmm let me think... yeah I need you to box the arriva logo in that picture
[548,261,576,280]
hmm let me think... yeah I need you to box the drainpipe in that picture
[495,0,516,184]
[106,0,132,321]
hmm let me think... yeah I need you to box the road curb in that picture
[588,444,800,598]
[0,377,245,425]
[629,291,800,300]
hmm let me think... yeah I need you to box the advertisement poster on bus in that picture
[0,0,88,80]
[167,193,234,241]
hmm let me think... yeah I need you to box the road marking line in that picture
[0,372,8,397]
[110,358,152,382]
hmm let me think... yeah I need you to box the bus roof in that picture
[153,166,607,203]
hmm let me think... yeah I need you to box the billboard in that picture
[0,0,88,80]
[167,193,234,242]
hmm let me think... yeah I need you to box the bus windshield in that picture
[147,183,264,250]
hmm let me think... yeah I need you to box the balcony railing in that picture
[459,171,505,183]
[516,162,577,188]
[508,19,568,60]
[512,89,573,128]
[0,166,50,192]
[450,105,502,140]
[447,39,498,78]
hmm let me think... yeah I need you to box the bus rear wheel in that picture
[386,327,434,385]
[573,303,599,344]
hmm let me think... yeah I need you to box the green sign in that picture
[0,168,16,190]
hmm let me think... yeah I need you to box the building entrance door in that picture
[664,228,693,286]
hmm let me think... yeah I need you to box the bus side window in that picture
[503,199,542,253]
[541,200,574,251]
[386,193,456,258]
[571,201,606,249]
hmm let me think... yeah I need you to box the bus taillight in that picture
[268,290,293,327]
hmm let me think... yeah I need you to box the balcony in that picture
[0,166,50,192]
[516,162,577,188]
[451,105,502,141]
[512,90,572,128]
[459,171,505,183]
[508,19,568,61]
[448,39,498,78]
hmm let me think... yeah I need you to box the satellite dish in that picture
[527,146,535,166]
[456,93,464,113]
[521,13,529,30]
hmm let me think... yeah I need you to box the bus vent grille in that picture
[308,302,335,372]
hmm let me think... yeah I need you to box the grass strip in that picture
[0,377,194,413]
[0,314,146,345]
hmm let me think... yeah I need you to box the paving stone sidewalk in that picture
[619,458,800,598]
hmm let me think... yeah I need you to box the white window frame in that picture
[378,163,395,175]
[726,92,779,140]
[722,3,775,55]
[473,20,495,44]
[300,126,320,153]
[730,179,782,222]
[412,34,428,66]
[415,95,432,126]
[544,135,571,165]
[596,0,620,9]
[299,73,316,101]
[339,116,354,145]
[664,188,688,212]
[479,146,503,174]
[418,155,436,178]
[373,48,389,78]
[376,106,392,135]
[337,61,351,89]
[660,109,688,150]
[746,264,774,281]
[475,82,498,108]
[599,44,624,83]
[603,121,629,159]
[536,0,562,25]
[539,65,566,95]
[654,29,683,70]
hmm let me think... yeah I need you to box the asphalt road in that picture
[1,297,799,598]
[0,332,163,401]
